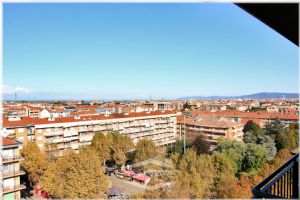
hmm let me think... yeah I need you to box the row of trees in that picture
[21,131,158,199]
[21,143,109,198]
[133,119,298,199]
[133,144,293,199]
[91,131,157,165]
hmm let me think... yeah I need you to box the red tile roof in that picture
[3,110,176,128]
[0,136,20,147]
[188,110,299,121]
[241,118,262,125]
[177,113,242,128]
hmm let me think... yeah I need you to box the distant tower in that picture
[14,92,18,101]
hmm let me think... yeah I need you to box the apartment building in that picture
[2,111,177,157]
[177,112,243,150]
[1,137,26,200]
[211,110,299,127]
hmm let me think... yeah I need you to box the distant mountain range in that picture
[177,92,299,100]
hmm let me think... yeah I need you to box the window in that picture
[3,164,13,173]
[18,136,24,140]
[37,136,43,141]
[28,136,34,141]
[18,128,24,132]
[3,178,14,188]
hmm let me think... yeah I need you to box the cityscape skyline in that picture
[4,3,299,100]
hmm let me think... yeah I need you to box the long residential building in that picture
[2,111,177,156]
[177,112,244,150]
[186,110,299,128]
[1,136,26,200]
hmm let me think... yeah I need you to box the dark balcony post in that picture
[292,160,299,198]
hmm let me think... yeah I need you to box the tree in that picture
[243,120,264,135]
[193,134,210,154]
[21,142,49,184]
[107,131,134,165]
[214,140,246,173]
[182,102,192,110]
[167,140,184,156]
[177,149,216,198]
[211,152,237,177]
[243,131,277,161]
[241,143,267,174]
[213,175,244,198]
[134,139,156,163]
[91,131,110,162]
[210,152,238,197]
[265,118,285,137]
[44,142,59,161]
[275,129,298,151]
[270,149,292,168]
[214,140,267,174]
[288,122,299,131]
[40,147,108,199]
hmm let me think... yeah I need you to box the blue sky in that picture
[3,3,299,100]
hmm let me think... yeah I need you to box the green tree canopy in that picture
[241,143,267,174]
[265,118,285,136]
[275,129,298,151]
[182,102,192,110]
[211,152,237,177]
[167,140,184,156]
[40,147,108,199]
[134,139,156,163]
[21,142,49,184]
[214,140,267,174]
[243,120,264,135]
[243,131,277,161]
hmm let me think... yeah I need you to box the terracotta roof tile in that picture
[3,110,176,128]
[0,136,20,147]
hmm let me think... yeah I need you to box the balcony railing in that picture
[2,170,26,179]
[252,153,299,199]
[3,184,26,194]
[2,155,23,163]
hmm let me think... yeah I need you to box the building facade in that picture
[1,137,26,200]
[2,111,177,157]
[177,112,244,151]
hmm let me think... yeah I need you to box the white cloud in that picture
[2,85,33,94]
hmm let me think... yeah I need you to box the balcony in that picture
[2,170,26,179]
[71,143,79,149]
[252,153,299,199]
[52,138,64,143]
[3,184,26,194]
[2,155,23,164]
[45,130,63,137]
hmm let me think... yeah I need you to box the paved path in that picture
[108,175,146,196]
